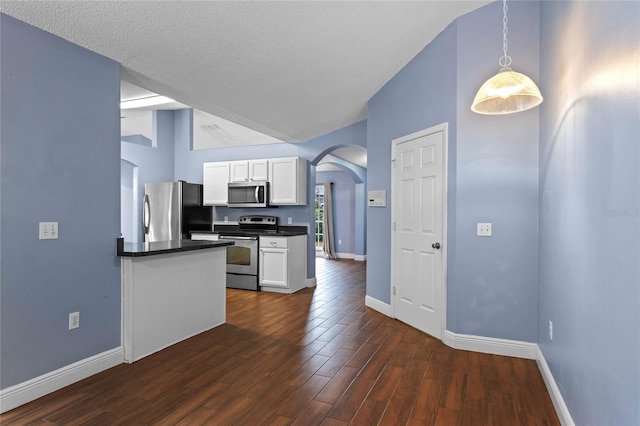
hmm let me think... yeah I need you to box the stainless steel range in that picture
[218,215,279,290]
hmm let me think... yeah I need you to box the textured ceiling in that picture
[1,1,489,142]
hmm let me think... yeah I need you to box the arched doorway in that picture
[311,146,367,261]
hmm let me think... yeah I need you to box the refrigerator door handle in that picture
[143,194,150,235]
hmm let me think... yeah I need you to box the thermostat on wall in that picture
[368,190,386,207]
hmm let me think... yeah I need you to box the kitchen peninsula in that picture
[117,239,233,363]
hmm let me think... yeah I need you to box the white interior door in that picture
[392,124,446,339]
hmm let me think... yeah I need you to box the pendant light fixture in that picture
[471,0,543,115]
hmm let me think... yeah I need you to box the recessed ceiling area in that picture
[2,1,489,143]
[120,81,158,103]
[192,109,285,149]
[120,81,286,149]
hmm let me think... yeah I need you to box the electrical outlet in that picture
[39,222,59,240]
[224,216,229,223]
[288,217,292,225]
[338,239,342,245]
[69,312,80,330]
[548,320,553,341]
[477,222,492,237]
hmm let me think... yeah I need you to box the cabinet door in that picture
[269,158,298,204]
[229,161,249,182]
[259,248,288,288]
[249,160,268,181]
[203,162,229,205]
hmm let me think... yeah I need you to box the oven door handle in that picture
[219,235,258,240]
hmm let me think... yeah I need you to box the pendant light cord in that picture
[499,0,512,69]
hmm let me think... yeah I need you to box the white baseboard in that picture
[307,277,317,288]
[365,295,392,317]
[336,252,355,260]
[442,330,537,360]
[536,346,575,426]
[316,252,366,261]
[0,347,124,413]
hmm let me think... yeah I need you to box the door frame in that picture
[390,122,448,340]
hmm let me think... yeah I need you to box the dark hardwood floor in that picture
[1,258,559,425]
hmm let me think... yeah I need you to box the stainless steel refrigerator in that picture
[143,181,212,242]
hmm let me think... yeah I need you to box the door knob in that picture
[432,242,441,249]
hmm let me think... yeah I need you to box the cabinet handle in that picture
[270,242,277,246]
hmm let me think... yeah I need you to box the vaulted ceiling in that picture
[1,1,489,143]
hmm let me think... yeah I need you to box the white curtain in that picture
[322,182,337,259]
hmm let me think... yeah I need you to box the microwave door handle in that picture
[143,194,150,235]
[255,185,260,203]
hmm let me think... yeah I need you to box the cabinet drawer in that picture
[260,236,288,248]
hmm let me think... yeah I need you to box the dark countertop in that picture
[198,225,308,237]
[258,230,308,237]
[117,239,234,257]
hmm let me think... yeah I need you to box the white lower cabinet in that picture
[260,247,288,288]
[259,235,307,293]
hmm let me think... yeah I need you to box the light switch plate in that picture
[477,222,492,237]
[39,222,59,240]
[69,312,79,330]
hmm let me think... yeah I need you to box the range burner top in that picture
[237,215,279,233]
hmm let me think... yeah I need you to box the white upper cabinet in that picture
[229,161,249,183]
[203,162,229,205]
[229,160,269,182]
[269,157,307,205]
[203,157,306,206]
[248,160,269,181]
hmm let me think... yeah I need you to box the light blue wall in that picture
[366,1,540,343]
[538,1,640,424]
[0,15,121,388]
[453,1,540,341]
[121,111,176,242]
[120,160,135,241]
[316,171,356,255]
[354,182,366,258]
[366,20,458,305]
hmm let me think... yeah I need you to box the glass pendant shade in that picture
[471,67,543,115]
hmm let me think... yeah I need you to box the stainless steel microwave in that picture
[227,181,269,208]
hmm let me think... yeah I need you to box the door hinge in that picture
[393,286,396,295]
[393,222,396,231]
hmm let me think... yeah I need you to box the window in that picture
[315,185,325,251]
